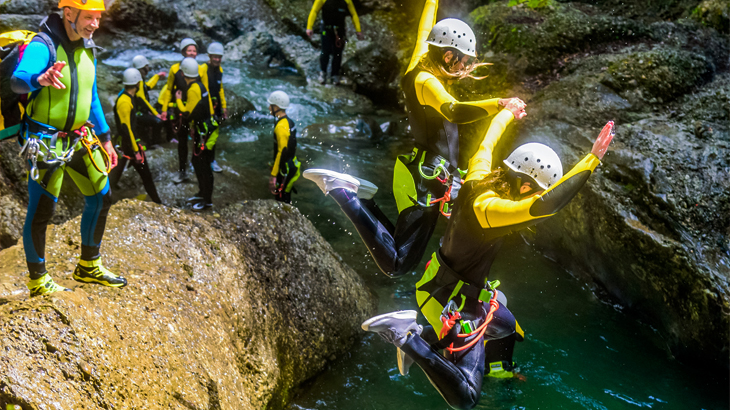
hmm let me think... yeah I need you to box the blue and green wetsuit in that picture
[11,13,112,279]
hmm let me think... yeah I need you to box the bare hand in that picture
[269,176,277,194]
[158,71,167,78]
[175,90,183,100]
[356,31,364,40]
[38,61,67,89]
[102,140,118,169]
[159,111,167,121]
[306,29,313,38]
[591,121,615,160]
[223,108,229,120]
[505,99,527,120]
[499,97,524,107]
[135,151,145,164]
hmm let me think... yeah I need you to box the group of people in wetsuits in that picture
[9,0,614,407]
[301,0,616,408]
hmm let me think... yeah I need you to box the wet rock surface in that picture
[0,199,376,409]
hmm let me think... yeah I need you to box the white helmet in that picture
[131,55,149,69]
[207,42,224,56]
[267,90,290,109]
[122,67,142,86]
[426,18,477,57]
[180,57,199,78]
[503,143,563,190]
[179,38,198,53]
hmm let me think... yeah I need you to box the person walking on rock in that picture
[267,91,301,204]
[10,0,127,296]
[175,58,219,211]
[363,106,616,409]
[303,0,521,278]
[158,38,198,183]
[130,54,167,147]
[109,68,162,204]
[200,42,228,173]
[306,0,365,85]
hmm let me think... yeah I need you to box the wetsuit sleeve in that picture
[307,0,326,31]
[176,83,202,114]
[135,81,159,116]
[416,71,501,124]
[472,154,602,229]
[117,95,139,152]
[200,63,209,90]
[10,40,51,93]
[344,0,361,32]
[465,109,514,182]
[146,74,160,89]
[220,69,227,109]
[271,120,290,177]
[158,64,177,109]
[90,65,111,140]
[406,0,438,74]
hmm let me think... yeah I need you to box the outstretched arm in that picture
[406,0,438,74]
[465,110,515,182]
[416,72,502,123]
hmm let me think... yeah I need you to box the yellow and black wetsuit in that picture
[159,62,193,167]
[400,109,602,409]
[110,92,161,203]
[307,0,361,77]
[200,63,226,117]
[271,116,301,204]
[324,0,506,278]
[176,79,218,204]
[132,73,165,146]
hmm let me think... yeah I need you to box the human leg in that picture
[65,139,127,287]
[330,26,346,81]
[136,112,164,146]
[130,155,162,204]
[319,29,335,83]
[191,148,214,209]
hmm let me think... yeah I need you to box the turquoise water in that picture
[104,53,729,410]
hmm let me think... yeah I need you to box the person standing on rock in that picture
[303,0,522,278]
[363,107,616,409]
[200,42,228,174]
[175,58,219,212]
[10,0,128,296]
[129,55,167,147]
[305,0,365,85]
[267,91,301,204]
[158,38,199,183]
[109,68,163,204]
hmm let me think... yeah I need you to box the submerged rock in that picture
[0,199,376,409]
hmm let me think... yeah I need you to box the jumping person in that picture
[267,91,301,204]
[303,0,521,278]
[363,103,616,410]
[130,54,166,146]
[109,68,162,204]
[200,42,228,173]
[10,0,126,296]
[305,0,365,85]
[158,38,198,183]
[175,58,219,211]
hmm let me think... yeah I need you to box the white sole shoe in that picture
[353,177,378,200]
[303,169,360,195]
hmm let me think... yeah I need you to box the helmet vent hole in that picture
[517,165,521,169]
[553,174,557,177]
[540,165,544,169]
[547,165,551,169]
[536,159,541,163]
[458,35,461,38]
[442,32,446,35]
[524,157,528,161]
[453,30,457,33]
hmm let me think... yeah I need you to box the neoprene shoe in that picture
[27,273,71,297]
[303,169,360,195]
[353,177,378,200]
[192,202,213,211]
[361,310,422,348]
[211,160,223,173]
[172,170,189,184]
[318,71,326,84]
[73,258,128,288]
[187,194,204,203]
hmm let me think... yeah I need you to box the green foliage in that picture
[507,0,554,9]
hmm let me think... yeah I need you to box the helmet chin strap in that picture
[270,105,283,117]
[67,9,83,38]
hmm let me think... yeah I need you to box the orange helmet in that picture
[58,0,106,11]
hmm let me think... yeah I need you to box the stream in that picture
[102,50,728,410]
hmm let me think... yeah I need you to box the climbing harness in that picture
[438,282,501,353]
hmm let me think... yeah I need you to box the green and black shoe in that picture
[73,258,128,288]
[27,273,72,297]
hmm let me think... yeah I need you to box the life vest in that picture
[0,30,55,141]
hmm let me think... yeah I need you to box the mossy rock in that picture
[690,0,730,34]
[469,2,647,74]
[104,0,178,34]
